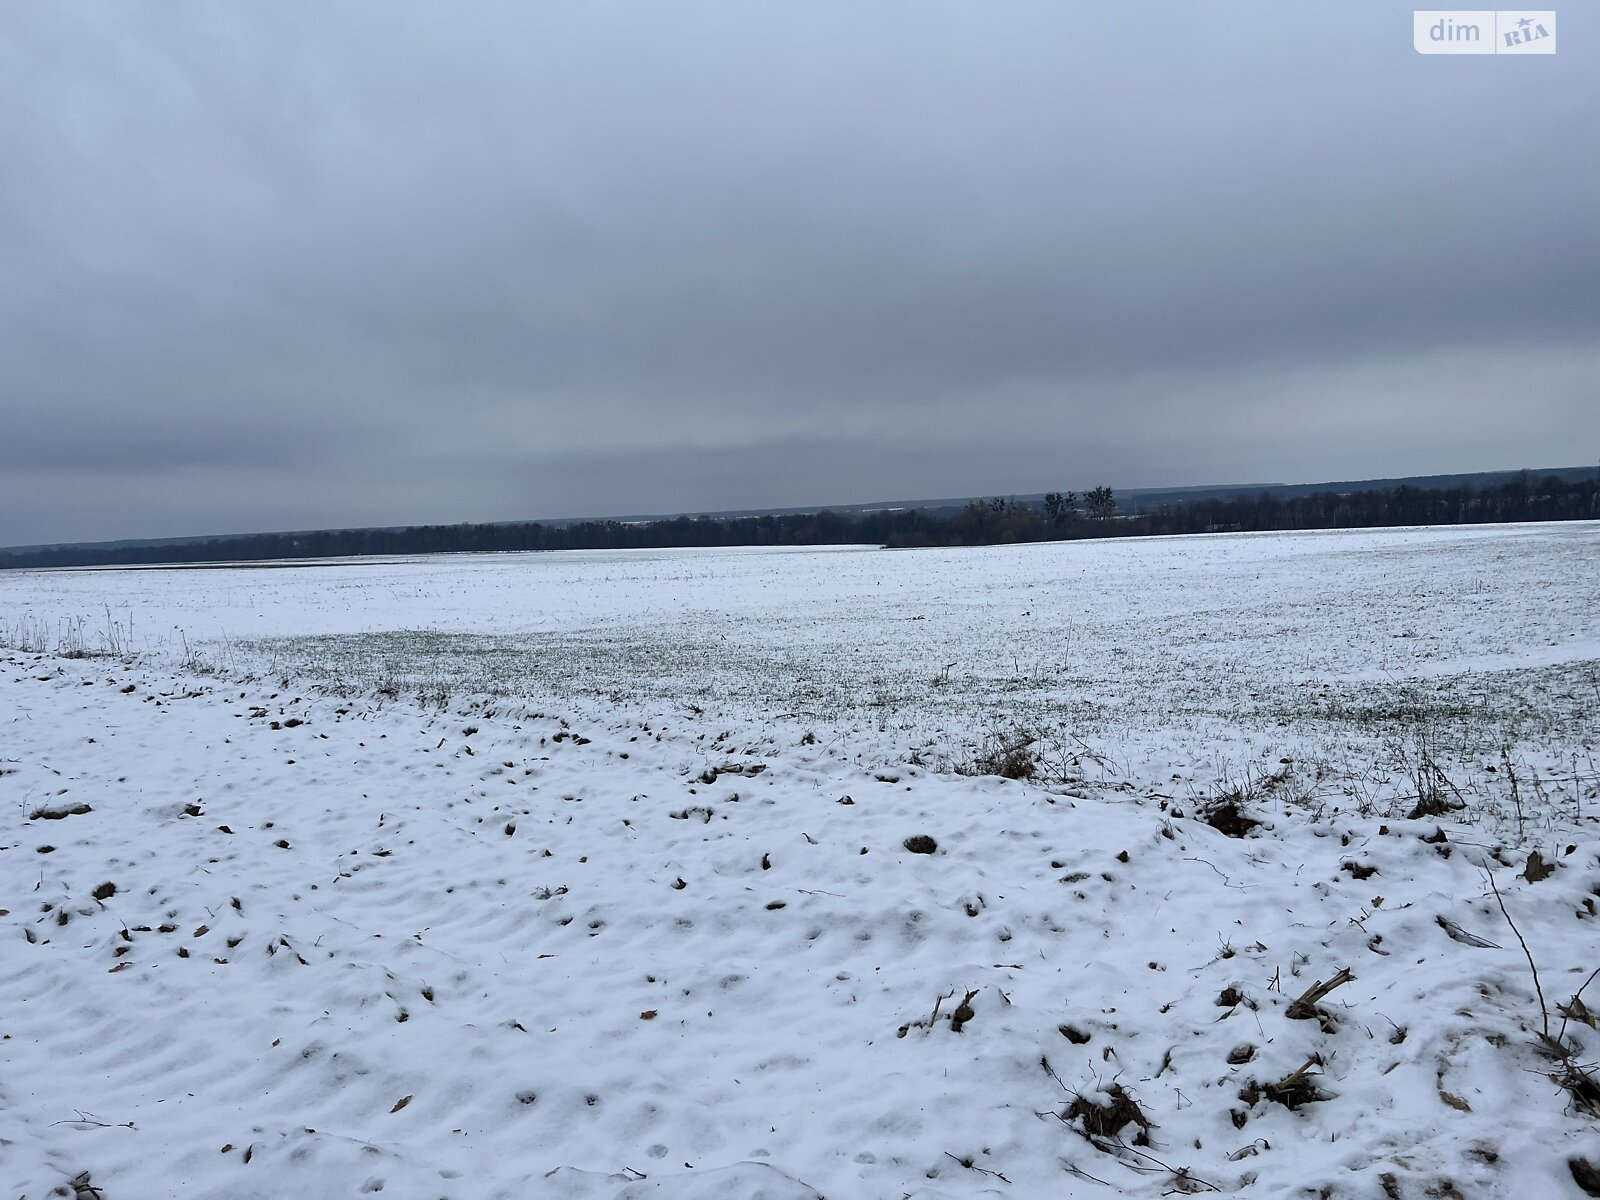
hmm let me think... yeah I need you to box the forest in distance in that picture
[3,470,1596,570]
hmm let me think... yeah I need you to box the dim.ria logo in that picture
[1413,10,1556,53]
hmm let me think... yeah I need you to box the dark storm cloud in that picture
[1,1,1595,545]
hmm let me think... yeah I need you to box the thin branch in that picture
[1487,871,1549,1042]
[1183,857,1250,891]
[49,1110,133,1130]
[1103,1137,1221,1192]
[1557,966,1600,1046]
[944,1151,1009,1182]
[1061,1160,1112,1187]
[927,987,954,1032]
[1040,1055,1070,1094]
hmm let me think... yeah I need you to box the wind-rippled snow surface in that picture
[3,522,1599,1198]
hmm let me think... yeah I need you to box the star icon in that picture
[1517,16,1533,28]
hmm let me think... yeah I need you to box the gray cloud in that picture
[2,1,1596,545]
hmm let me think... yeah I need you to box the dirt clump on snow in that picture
[1067,1082,1153,1143]
[1201,803,1260,837]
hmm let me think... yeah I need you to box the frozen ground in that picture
[2,522,1599,1198]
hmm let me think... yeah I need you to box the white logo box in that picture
[1414,10,1556,54]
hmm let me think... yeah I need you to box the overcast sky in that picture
[2,2,1595,546]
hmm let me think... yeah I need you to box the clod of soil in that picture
[1058,1024,1091,1044]
[28,803,93,821]
[1342,860,1379,880]
[1570,1155,1600,1197]
[1523,850,1554,883]
[950,989,978,1033]
[1202,804,1260,837]
[698,762,767,784]
[903,835,938,854]
[1067,1083,1152,1143]
[1407,792,1451,820]
[92,882,117,901]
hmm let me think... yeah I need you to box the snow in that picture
[3,522,1599,1198]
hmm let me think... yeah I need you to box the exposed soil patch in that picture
[1202,804,1260,837]
[29,803,93,821]
[1067,1083,1152,1143]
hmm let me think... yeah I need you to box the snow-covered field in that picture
[3,522,1598,1198]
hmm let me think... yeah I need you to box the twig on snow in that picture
[1487,870,1549,1042]
[1182,857,1250,891]
[944,1151,1010,1182]
[50,1110,134,1130]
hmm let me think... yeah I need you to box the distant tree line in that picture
[889,472,1598,545]
[1128,472,1600,539]
[1,472,1595,570]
